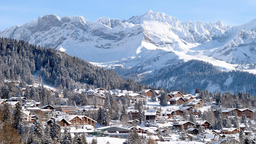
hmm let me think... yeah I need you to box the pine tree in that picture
[13,102,22,132]
[127,128,141,144]
[50,119,61,141]
[239,130,244,144]
[28,116,43,143]
[104,94,111,109]
[138,101,144,124]
[151,90,156,102]
[233,113,240,129]
[43,125,53,144]
[3,103,11,123]
[62,127,72,144]
[189,114,196,123]
[160,91,168,106]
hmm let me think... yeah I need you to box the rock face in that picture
[1,10,256,87]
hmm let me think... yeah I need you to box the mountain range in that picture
[2,10,256,94]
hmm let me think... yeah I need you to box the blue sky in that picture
[1,0,256,30]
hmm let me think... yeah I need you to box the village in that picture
[1,80,256,144]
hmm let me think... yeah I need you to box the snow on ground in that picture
[158,141,204,144]
[86,136,126,144]
[86,136,204,144]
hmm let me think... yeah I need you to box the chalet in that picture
[183,95,195,103]
[145,109,157,121]
[186,99,204,108]
[139,89,155,97]
[238,108,254,118]
[221,128,239,134]
[221,108,238,116]
[131,94,147,103]
[181,106,193,113]
[128,110,139,120]
[127,119,139,126]
[168,90,183,98]
[221,108,253,118]
[55,115,96,127]
[171,110,184,117]
[186,128,199,135]
[169,97,185,105]
[41,105,55,111]
[196,120,211,129]
[172,121,195,130]
[85,89,105,106]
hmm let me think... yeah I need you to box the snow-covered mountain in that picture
[1,10,256,85]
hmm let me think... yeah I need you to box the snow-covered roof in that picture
[97,126,130,132]
[6,101,19,106]
[169,90,180,95]
[196,120,210,125]
[221,108,236,113]
[239,108,252,112]
[187,99,203,105]
[169,97,184,101]
[221,128,239,132]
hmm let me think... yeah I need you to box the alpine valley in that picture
[2,10,256,94]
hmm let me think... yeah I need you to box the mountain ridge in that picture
[1,11,256,93]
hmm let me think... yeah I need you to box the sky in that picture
[1,0,256,31]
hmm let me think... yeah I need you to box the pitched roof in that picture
[169,97,184,101]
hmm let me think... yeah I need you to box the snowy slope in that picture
[1,10,256,79]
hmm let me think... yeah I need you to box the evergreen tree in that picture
[233,113,240,129]
[189,114,196,123]
[13,102,23,134]
[50,119,61,141]
[62,127,72,144]
[126,128,141,144]
[138,101,145,124]
[28,116,43,143]
[239,130,244,144]
[43,125,53,144]
[151,90,156,102]
[160,91,168,106]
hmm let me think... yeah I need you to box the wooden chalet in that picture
[139,89,158,97]
[168,90,183,99]
[196,120,211,129]
[186,99,204,108]
[172,121,195,130]
[221,128,239,134]
[55,115,97,127]
[41,105,55,111]
[145,109,157,121]
[169,97,185,105]
[221,108,254,118]
[128,110,139,120]
[186,128,199,135]
[171,110,184,117]
[237,108,254,118]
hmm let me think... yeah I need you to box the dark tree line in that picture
[144,60,256,96]
[0,38,143,91]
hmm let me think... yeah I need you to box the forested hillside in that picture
[0,38,142,91]
[143,60,256,95]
